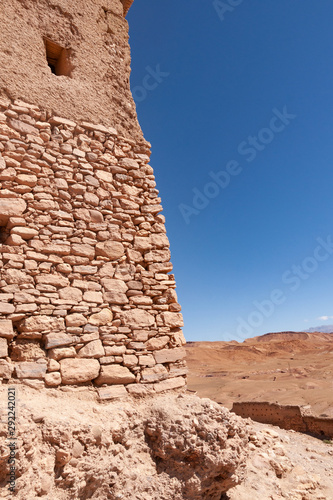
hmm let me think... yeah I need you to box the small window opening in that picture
[44,38,71,77]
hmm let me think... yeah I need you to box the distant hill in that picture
[306,325,333,334]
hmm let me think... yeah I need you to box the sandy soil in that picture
[186,332,333,417]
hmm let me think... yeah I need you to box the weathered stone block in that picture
[145,336,169,351]
[45,372,61,386]
[141,364,168,383]
[97,385,128,400]
[103,291,128,304]
[65,314,87,327]
[95,365,135,385]
[20,316,65,334]
[89,309,113,325]
[161,312,184,328]
[0,198,27,224]
[0,338,8,357]
[104,345,126,356]
[95,241,125,260]
[120,309,155,328]
[0,320,14,339]
[0,360,14,379]
[16,361,47,379]
[48,347,76,360]
[60,358,100,384]
[78,340,105,358]
[44,333,78,350]
[153,376,186,393]
[153,347,186,364]
[59,287,83,302]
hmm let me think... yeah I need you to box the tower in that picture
[0,0,186,398]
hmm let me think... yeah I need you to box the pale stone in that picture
[0,360,14,378]
[171,330,187,346]
[71,244,95,259]
[5,234,25,246]
[78,340,104,358]
[97,385,128,401]
[84,192,99,206]
[120,309,155,328]
[119,158,140,169]
[95,170,113,183]
[141,364,168,383]
[15,174,38,187]
[150,233,170,248]
[153,376,186,393]
[123,354,139,367]
[95,365,135,385]
[101,278,127,292]
[126,384,153,396]
[146,336,169,351]
[103,291,129,305]
[15,303,38,314]
[2,268,33,285]
[50,116,76,127]
[8,118,39,135]
[98,262,116,278]
[95,241,125,260]
[44,333,78,350]
[169,364,188,377]
[139,354,155,367]
[83,291,103,303]
[72,441,85,458]
[0,303,15,314]
[153,347,186,364]
[104,345,126,356]
[141,204,163,214]
[35,275,69,287]
[89,309,113,325]
[45,372,61,386]
[59,287,83,302]
[65,313,87,327]
[16,361,47,379]
[81,332,99,343]
[144,249,171,263]
[0,338,8,357]
[48,347,76,360]
[0,320,14,339]
[134,236,152,252]
[48,359,60,371]
[21,316,65,333]
[131,296,153,305]
[10,227,38,239]
[161,312,184,328]
[60,358,100,384]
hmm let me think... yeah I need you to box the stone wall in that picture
[0,99,187,399]
[0,0,143,141]
[232,402,333,439]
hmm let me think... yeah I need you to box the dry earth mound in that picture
[0,386,248,499]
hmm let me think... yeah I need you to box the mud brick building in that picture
[0,0,187,398]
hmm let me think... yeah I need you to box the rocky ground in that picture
[0,384,332,499]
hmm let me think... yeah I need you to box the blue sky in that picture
[127,0,333,341]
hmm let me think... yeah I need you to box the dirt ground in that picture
[186,332,333,417]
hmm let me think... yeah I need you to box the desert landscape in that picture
[186,331,333,418]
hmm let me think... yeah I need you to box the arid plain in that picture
[186,331,333,417]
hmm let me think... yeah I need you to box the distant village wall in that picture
[232,402,333,439]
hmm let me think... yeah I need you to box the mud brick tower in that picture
[0,0,186,398]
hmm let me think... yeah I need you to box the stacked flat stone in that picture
[0,98,187,399]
